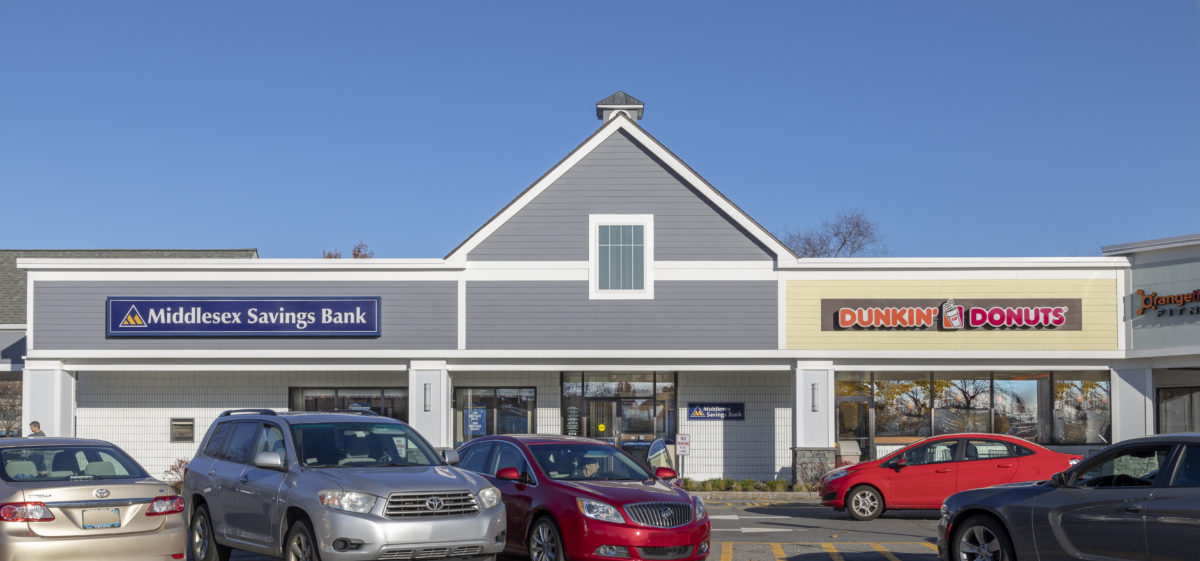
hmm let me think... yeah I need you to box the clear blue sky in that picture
[2,2,1198,258]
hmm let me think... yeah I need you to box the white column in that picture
[793,362,835,448]
[22,361,75,437]
[1111,366,1154,442]
[408,361,452,448]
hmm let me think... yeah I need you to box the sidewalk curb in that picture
[691,491,821,501]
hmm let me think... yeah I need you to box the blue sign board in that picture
[466,408,487,436]
[106,297,382,337]
[687,402,746,421]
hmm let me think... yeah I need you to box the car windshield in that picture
[0,445,148,482]
[290,422,441,468]
[530,444,651,481]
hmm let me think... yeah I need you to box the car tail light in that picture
[0,502,54,522]
[146,496,185,516]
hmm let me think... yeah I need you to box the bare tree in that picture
[780,210,889,258]
[322,241,375,259]
[0,381,21,437]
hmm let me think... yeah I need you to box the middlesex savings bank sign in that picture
[820,298,1083,331]
[106,297,381,337]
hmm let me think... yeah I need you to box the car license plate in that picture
[82,508,121,529]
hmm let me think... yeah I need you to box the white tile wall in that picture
[676,371,792,481]
[75,371,406,478]
[450,371,562,435]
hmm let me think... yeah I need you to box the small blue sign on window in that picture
[466,408,487,436]
[686,402,745,421]
[106,297,381,337]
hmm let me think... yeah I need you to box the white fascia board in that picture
[17,258,459,271]
[779,268,1123,281]
[61,361,410,372]
[834,362,1117,372]
[1125,346,1200,360]
[779,257,1130,270]
[461,261,775,282]
[27,348,1125,361]
[28,270,462,282]
[0,325,26,331]
[448,363,793,372]
[446,113,796,262]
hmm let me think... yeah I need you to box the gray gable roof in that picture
[0,249,258,324]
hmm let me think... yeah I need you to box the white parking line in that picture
[709,514,791,520]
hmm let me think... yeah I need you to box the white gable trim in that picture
[445,112,795,262]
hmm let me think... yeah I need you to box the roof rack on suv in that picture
[219,409,278,417]
[323,409,380,416]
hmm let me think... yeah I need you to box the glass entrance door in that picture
[836,397,870,464]
[587,400,618,442]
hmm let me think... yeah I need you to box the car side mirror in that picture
[496,467,521,481]
[253,451,285,471]
[442,450,460,465]
[1050,471,1068,488]
[893,458,907,470]
[655,467,678,480]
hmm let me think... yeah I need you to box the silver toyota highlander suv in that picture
[183,409,505,561]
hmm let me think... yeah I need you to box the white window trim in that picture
[588,214,654,300]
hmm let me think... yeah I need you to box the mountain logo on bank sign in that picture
[120,305,148,328]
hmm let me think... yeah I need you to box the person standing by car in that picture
[27,421,45,437]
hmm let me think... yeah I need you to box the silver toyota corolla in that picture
[183,409,506,561]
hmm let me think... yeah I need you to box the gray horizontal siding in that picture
[32,281,456,351]
[469,131,773,261]
[0,331,24,371]
[466,281,777,350]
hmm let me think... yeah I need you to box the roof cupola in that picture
[596,91,644,121]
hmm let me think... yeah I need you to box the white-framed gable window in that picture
[589,214,654,300]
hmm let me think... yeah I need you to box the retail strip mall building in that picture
[10,93,1198,481]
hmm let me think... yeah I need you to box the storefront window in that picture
[1053,371,1110,445]
[1158,387,1200,433]
[873,372,931,445]
[453,387,536,445]
[933,372,991,434]
[562,372,677,443]
[993,373,1045,442]
[288,388,408,421]
[836,370,1111,457]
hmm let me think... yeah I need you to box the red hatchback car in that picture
[455,435,710,561]
[819,433,1082,521]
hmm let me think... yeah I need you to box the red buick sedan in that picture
[819,433,1082,520]
[455,435,709,561]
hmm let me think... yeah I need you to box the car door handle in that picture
[996,464,1014,468]
[1125,505,1143,514]
[935,468,952,473]
[208,470,217,477]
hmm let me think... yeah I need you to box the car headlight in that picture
[822,469,851,483]
[694,496,707,520]
[477,486,501,509]
[577,498,624,523]
[318,490,379,514]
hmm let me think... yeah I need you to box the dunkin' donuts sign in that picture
[819,298,1082,331]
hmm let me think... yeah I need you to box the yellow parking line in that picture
[720,541,732,561]
[820,543,843,561]
[869,543,902,561]
[920,542,939,552]
[770,542,787,561]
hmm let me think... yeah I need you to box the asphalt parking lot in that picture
[230,499,940,561]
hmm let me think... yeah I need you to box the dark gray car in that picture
[937,433,1200,561]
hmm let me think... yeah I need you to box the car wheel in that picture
[528,518,563,561]
[190,505,231,561]
[846,485,883,521]
[952,515,1015,561]
[284,518,322,561]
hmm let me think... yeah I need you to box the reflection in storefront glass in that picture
[454,387,536,444]
[1158,387,1200,433]
[1054,372,1111,444]
[993,374,1044,442]
[873,373,931,444]
[561,372,677,443]
[933,373,991,434]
